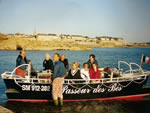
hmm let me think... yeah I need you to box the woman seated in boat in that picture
[89,63,101,83]
[43,53,54,73]
[80,62,90,83]
[65,62,82,83]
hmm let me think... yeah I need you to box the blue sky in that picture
[0,0,150,42]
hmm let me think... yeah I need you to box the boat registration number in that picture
[22,85,50,91]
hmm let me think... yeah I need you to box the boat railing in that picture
[12,74,147,85]
[143,70,150,75]
[14,77,51,84]
[11,64,31,77]
[130,62,144,75]
[1,64,31,80]
[118,61,132,75]
[2,61,150,85]
[118,61,145,77]
[2,71,148,86]
[64,74,147,84]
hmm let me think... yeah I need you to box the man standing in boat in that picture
[52,53,66,106]
[16,50,28,78]
[87,54,99,68]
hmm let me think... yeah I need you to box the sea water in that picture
[0,48,150,113]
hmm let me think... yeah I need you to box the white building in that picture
[36,33,60,40]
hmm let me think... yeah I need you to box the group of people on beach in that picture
[15,50,101,106]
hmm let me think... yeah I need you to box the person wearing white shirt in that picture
[81,63,90,83]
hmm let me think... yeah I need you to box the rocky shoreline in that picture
[0,106,14,113]
[0,37,150,51]
[0,37,92,51]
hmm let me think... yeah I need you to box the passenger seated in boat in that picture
[87,54,99,68]
[76,62,80,68]
[43,53,54,72]
[89,63,101,83]
[16,50,28,78]
[81,63,90,83]
[60,54,69,72]
[65,62,82,83]
[27,60,37,78]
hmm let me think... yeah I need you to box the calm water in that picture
[0,48,150,113]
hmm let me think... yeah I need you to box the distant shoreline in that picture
[0,36,150,51]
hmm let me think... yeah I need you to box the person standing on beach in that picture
[52,53,66,106]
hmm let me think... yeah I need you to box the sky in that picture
[0,0,150,42]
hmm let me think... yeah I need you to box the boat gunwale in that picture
[1,72,149,85]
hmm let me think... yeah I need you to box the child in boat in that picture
[43,53,54,72]
[65,62,82,83]
[89,63,101,83]
[80,62,90,83]
[27,60,37,78]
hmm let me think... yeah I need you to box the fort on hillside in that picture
[0,31,150,51]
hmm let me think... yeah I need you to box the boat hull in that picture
[3,77,150,102]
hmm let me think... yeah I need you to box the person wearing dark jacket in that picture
[16,50,28,78]
[52,53,66,106]
[60,54,69,72]
[66,62,82,83]
[43,53,54,72]
[87,54,99,68]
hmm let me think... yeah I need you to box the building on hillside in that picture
[14,33,26,38]
[5,34,15,38]
[36,33,60,40]
[75,37,96,44]
[96,36,124,41]
[71,35,87,41]
[48,34,60,39]
[60,34,71,39]
[60,34,89,41]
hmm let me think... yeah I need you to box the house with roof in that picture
[36,33,60,40]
